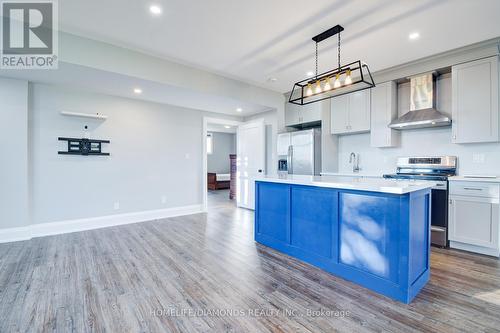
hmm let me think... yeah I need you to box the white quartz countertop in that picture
[256,175,434,194]
[320,172,383,178]
[449,175,500,183]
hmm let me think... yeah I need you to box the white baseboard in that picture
[0,204,204,244]
[450,241,500,257]
[0,226,31,243]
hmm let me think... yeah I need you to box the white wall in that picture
[0,78,29,229]
[29,83,242,225]
[207,132,235,174]
[245,110,278,176]
[336,74,500,175]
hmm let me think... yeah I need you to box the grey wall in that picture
[29,83,242,225]
[207,132,235,173]
[335,74,500,175]
[0,78,29,229]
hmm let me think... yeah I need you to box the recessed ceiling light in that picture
[306,71,314,77]
[268,77,278,83]
[133,88,142,94]
[236,107,243,112]
[409,32,420,40]
[149,4,162,15]
[224,125,231,129]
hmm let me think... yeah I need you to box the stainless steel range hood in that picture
[389,73,451,130]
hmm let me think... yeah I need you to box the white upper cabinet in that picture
[452,56,499,143]
[285,100,322,127]
[370,81,400,147]
[330,95,349,134]
[330,89,370,134]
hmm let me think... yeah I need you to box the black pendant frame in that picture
[289,25,375,106]
[289,60,375,105]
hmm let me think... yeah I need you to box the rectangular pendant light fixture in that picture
[289,25,375,105]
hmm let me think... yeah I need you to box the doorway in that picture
[202,117,265,212]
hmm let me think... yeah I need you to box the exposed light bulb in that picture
[306,84,313,97]
[323,77,331,91]
[333,74,341,88]
[315,81,322,94]
[344,69,352,85]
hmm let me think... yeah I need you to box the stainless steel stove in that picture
[383,156,457,247]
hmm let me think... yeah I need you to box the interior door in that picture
[237,120,265,210]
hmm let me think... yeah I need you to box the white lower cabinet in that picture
[449,181,500,257]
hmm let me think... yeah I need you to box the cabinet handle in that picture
[463,187,483,191]
[449,199,453,204]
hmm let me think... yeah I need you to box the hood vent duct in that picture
[389,73,451,130]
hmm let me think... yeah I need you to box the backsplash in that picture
[338,127,500,176]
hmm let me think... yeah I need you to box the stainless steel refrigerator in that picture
[277,128,321,175]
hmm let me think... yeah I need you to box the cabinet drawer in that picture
[449,181,500,199]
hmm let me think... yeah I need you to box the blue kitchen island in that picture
[255,175,433,303]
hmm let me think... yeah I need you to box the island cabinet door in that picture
[338,192,401,284]
[290,186,338,260]
[255,182,290,244]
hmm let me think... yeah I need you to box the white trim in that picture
[0,226,31,243]
[450,241,500,257]
[202,116,243,211]
[0,204,203,244]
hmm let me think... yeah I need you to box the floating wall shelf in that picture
[60,111,108,120]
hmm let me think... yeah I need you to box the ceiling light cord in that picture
[337,32,341,70]
[315,42,319,79]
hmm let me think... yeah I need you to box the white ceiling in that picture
[0,63,270,116]
[59,0,500,93]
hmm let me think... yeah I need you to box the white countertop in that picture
[256,175,434,194]
[449,175,500,183]
[320,172,383,178]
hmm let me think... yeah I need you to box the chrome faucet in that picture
[349,152,360,173]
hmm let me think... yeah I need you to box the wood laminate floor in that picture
[1,191,499,332]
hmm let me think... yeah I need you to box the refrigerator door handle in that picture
[287,145,293,174]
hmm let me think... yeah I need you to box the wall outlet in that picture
[472,153,485,164]
[113,202,120,210]
[161,195,167,204]
[185,153,190,159]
